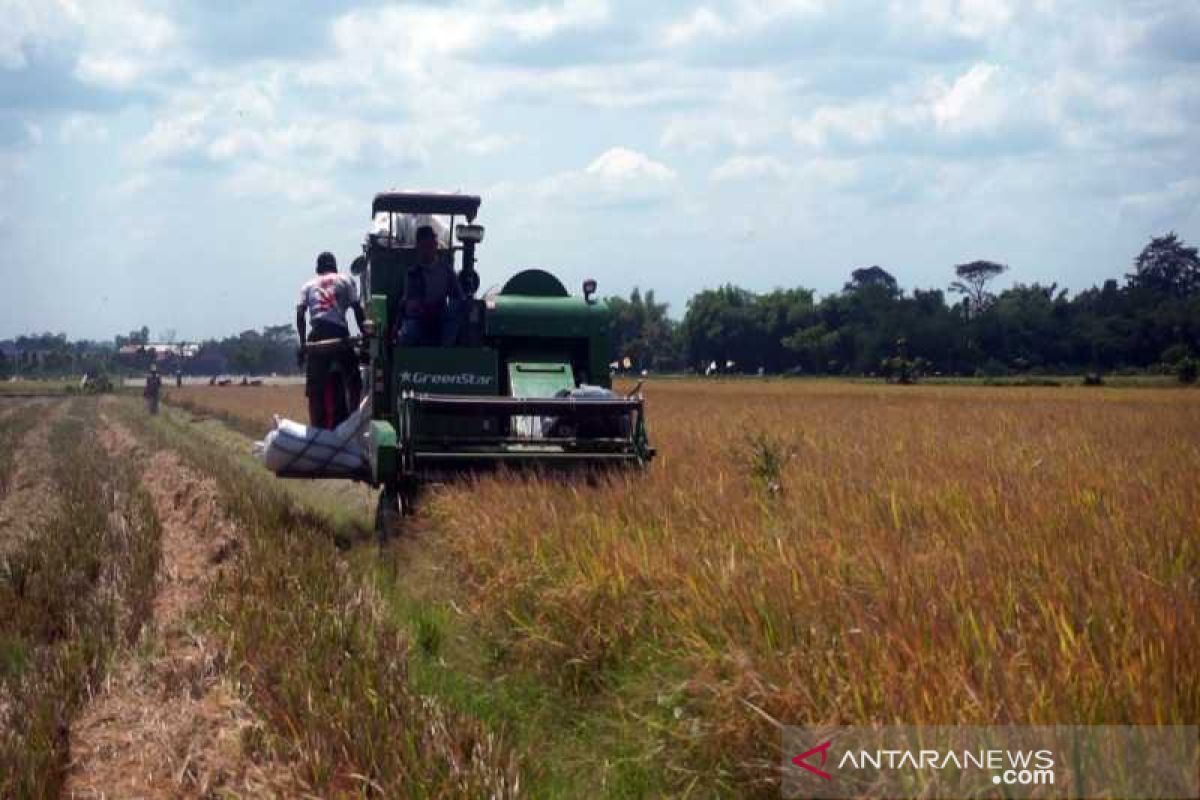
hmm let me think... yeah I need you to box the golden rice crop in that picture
[165,384,307,437]
[170,379,1200,794]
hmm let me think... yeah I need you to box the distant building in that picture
[118,343,200,362]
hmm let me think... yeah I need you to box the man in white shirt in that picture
[296,251,369,428]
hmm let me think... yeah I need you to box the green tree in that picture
[978,283,1070,370]
[607,288,679,370]
[782,323,839,372]
[845,265,899,296]
[1127,232,1200,297]
[755,288,817,372]
[681,285,762,371]
[949,260,1008,316]
[814,267,913,373]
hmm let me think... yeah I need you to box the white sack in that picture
[255,398,371,477]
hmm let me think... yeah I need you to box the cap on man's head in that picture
[415,225,437,243]
[316,251,337,273]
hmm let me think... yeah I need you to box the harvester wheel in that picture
[376,488,402,543]
[400,478,419,517]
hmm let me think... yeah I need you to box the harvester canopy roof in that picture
[371,212,450,246]
[372,192,481,221]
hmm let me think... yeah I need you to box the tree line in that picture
[607,232,1200,381]
[0,326,300,381]
[4,232,1197,383]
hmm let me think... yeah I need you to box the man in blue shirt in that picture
[398,225,464,347]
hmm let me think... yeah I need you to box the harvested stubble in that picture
[0,400,41,497]
[118,399,520,798]
[0,399,161,798]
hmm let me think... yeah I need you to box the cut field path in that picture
[114,396,521,797]
[1,398,162,796]
[64,408,302,798]
[0,398,65,557]
[159,393,377,534]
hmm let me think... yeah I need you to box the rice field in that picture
[165,379,1200,794]
[2,380,1197,797]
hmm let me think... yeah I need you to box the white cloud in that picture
[232,1,709,176]
[502,0,610,41]
[114,172,151,196]
[586,147,676,181]
[660,70,792,152]
[711,154,790,181]
[224,162,337,206]
[1119,177,1200,212]
[463,133,524,155]
[661,0,828,46]
[121,1,637,221]
[0,0,177,87]
[536,147,677,205]
[66,0,178,89]
[140,111,207,163]
[240,1,633,174]
[134,66,417,169]
[205,120,427,168]
[59,114,109,144]
[330,0,609,71]
[1031,65,1199,150]
[75,54,142,87]
[0,0,68,69]
[798,157,862,187]
[791,61,1045,151]
[661,114,763,151]
[516,61,710,110]
[791,99,895,149]
[892,0,1017,40]
[931,62,1004,133]
[134,73,281,164]
[663,7,727,47]
[710,154,863,187]
[330,5,484,71]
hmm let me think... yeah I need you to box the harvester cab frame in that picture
[341,191,653,534]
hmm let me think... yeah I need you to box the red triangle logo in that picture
[792,740,833,780]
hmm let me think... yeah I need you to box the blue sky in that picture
[1,0,1197,340]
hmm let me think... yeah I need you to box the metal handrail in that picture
[403,392,643,416]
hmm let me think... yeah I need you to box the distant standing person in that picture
[297,251,370,429]
[175,368,183,388]
[144,364,162,415]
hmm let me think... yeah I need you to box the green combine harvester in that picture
[307,191,654,534]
